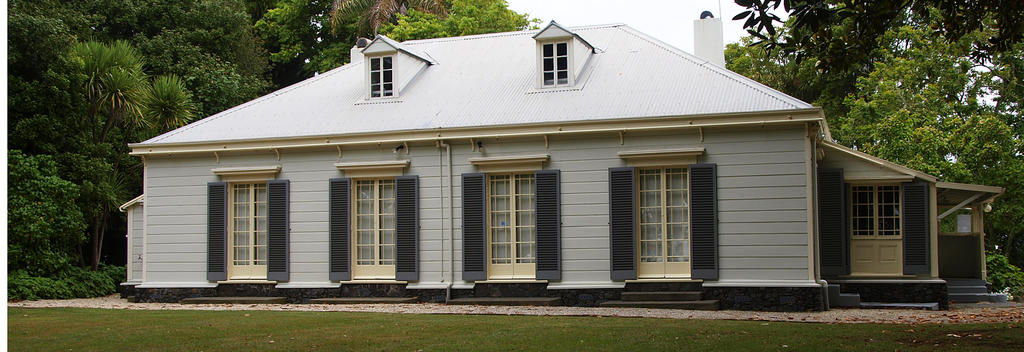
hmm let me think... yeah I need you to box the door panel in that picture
[851,238,902,275]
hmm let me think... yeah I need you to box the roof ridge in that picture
[614,25,811,110]
[401,23,625,46]
[141,59,362,144]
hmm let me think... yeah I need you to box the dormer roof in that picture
[362,34,437,65]
[532,21,595,53]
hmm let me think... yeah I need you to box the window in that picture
[353,179,396,278]
[637,168,690,264]
[541,42,569,86]
[488,174,536,278]
[230,183,268,279]
[369,56,394,98]
[851,185,902,237]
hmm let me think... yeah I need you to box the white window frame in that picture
[351,178,397,279]
[366,55,397,98]
[850,184,903,239]
[635,167,691,279]
[537,40,573,88]
[486,173,537,279]
[228,183,268,280]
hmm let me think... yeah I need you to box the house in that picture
[121,18,1004,311]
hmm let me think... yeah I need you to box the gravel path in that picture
[9,295,1024,324]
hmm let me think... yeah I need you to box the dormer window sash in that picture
[542,42,570,86]
[369,55,395,98]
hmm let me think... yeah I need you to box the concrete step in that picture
[621,291,703,302]
[446,297,562,306]
[309,297,418,304]
[833,293,861,308]
[951,293,1008,303]
[859,302,939,310]
[945,278,987,286]
[599,300,719,310]
[180,297,287,304]
[948,285,988,294]
[125,296,137,303]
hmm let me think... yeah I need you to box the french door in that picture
[487,174,537,279]
[636,168,691,278]
[229,183,268,280]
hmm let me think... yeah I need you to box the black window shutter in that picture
[535,170,561,280]
[329,178,351,281]
[817,168,849,277]
[462,173,487,281]
[395,176,419,281]
[902,181,931,275]
[608,167,636,280]
[267,179,290,281]
[207,182,228,281]
[690,163,718,280]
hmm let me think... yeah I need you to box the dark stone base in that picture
[132,282,826,311]
[119,283,138,299]
[703,286,824,311]
[839,282,949,310]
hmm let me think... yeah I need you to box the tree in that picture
[8,151,87,277]
[380,0,535,41]
[253,0,360,88]
[330,0,447,36]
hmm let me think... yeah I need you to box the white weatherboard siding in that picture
[141,124,809,287]
[820,149,909,180]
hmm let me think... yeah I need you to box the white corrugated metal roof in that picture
[137,23,814,146]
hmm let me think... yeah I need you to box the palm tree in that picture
[144,75,197,131]
[72,41,197,270]
[331,0,447,36]
[73,40,149,143]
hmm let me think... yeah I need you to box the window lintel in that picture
[618,148,705,167]
[212,165,281,182]
[469,154,549,172]
[335,160,409,177]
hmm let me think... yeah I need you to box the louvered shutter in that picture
[395,176,419,281]
[535,170,561,280]
[266,179,290,281]
[902,181,931,274]
[462,173,487,281]
[329,178,351,281]
[608,167,636,280]
[690,164,718,280]
[818,168,849,277]
[207,182,228,281]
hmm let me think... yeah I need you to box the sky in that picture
[504,0,783,53]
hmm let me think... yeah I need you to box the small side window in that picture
[541,42,569,87]
[369,56,394,98]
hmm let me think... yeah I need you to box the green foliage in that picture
[727,9,1024,268]
[986,252,1024,297]
[252,0,358,88]
[331,0,447,36]
[8,265,125,301]
[8,150,87,277]
[380,0,536,42]
[145,75,197,130]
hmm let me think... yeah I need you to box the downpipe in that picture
[439,140,455,302]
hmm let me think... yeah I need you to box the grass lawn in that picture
[8,308,1023,351]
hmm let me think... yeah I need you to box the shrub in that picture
[986,252,1024,298]
[8,265,125,301]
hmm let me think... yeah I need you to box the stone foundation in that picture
[131,282,827,311]
[703,286,825,311]
[839,282,949,310]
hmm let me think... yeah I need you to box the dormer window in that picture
[542,42,569,86]
[369,56,394,98]
[533,21,595,89]
[358,34,436,100]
